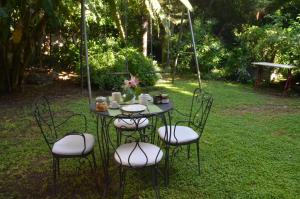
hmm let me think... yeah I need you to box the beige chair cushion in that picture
[114,142,163,167]
[114,118,149,129]
[158,125,199,144]
[52,133,95,156]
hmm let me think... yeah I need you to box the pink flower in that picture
[124,74,139,88]
[130,75,139,87]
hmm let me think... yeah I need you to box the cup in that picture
[144,94,153,102]
[112,92,122,103]
[139,94,148,106]
[110,100,119,109]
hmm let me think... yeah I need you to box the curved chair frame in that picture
[33,96,98,193]
[105,113,163,199]
[162,88,213,185]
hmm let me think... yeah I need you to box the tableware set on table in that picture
[95,92,165,113]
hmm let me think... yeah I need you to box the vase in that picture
[128,96,136,104]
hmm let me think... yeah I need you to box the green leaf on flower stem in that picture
[123,88,134,102]
[135,87,142,96]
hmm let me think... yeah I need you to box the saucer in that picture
[109,105,120,109]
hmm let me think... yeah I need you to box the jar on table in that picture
[96,96,108,112]
[153,95,161,104]
[161,94,169,104]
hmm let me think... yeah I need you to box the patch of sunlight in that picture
[57,71,78,80]
[157,79,170,84]
[186,82,207,88]
[158,83,194,96]
[225,82,240,87]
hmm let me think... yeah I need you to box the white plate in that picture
[121,104,146,113]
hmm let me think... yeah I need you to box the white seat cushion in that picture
[114,142,163,167]
[114,118,149,129]
[158,125,199,144]
[52,133,95,156]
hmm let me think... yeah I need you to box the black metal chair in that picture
[33,96,97,193]
[113,117,150,145]
[106,113,163,199]
[157,88,213,185]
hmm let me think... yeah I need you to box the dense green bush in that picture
[224,46,253,83]
[226,14,300,82]
[175,19,228,74]
[78,38,160,90]
[119,48,160,87]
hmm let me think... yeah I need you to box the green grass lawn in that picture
[0,79,299,198]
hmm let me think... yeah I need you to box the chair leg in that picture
[92,150,97,169]
[87,154,102,196]
[196,141,200,175]
[151,166,160,199]
[164,145,170,187]
[52,157,57,194]
[116,128,120,145]
[187,144,191,159]
[119,166,126,199]
[57,158,60,176]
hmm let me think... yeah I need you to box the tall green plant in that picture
[0,0,57,93]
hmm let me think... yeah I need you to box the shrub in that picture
[78,38,159,90]
[225,15,300,82]
[223,46,253,83]
[174,19,228,74]
[119,48,159,87]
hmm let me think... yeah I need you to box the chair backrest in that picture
[188,88,213,137]
[33,96,57,150]
[106,113,162,168]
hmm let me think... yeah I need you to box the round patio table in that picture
[90,101,173,195]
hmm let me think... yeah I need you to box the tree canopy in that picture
[0,0,299,93]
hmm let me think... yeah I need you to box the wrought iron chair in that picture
[106,113,163,199]
[157,88,213,185]
[33,96,97,193]
[114,116,150,145]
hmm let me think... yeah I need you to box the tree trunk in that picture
[0,6,46,94]
[142,16,149,56]
[107,0,126,41]
[0,45,10,93]
[161,31,170,68]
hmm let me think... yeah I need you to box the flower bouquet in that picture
[122,74,141,103]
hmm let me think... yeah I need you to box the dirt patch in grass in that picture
[272,129,288,136]
[223,104,300,116]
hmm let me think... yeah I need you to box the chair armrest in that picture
[173,120,190,127]
[161,120,190,134]
[173,108,190,118]
[55,113,87,134]
[161,120,190,143]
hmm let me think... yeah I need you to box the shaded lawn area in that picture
[0,79,300,198]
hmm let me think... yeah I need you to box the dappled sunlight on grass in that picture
[156,79,210,97]
[158,83,194,96]
[224,82,241,87]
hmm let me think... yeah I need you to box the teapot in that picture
[138,93,149,105]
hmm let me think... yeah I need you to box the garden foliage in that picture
[1,0,300,93]
[79,38,159,90]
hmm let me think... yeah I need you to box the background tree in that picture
[0,0,58,93]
